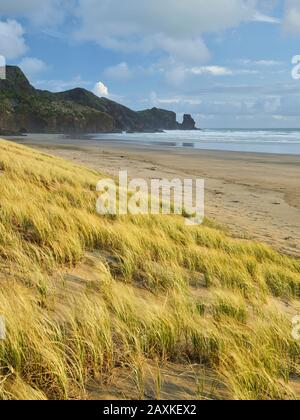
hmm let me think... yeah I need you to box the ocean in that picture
[92,129,300,155]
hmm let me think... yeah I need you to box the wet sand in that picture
[7,135,300,257]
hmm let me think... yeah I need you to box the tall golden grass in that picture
[0,138,299,400]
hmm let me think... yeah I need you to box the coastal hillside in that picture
[0,138,299,400]
[0,67,114,134]
[0,66,197,134]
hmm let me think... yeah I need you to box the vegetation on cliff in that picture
[0,66,198,134]
[0,67,114,134]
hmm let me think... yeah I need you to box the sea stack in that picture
[180,114,197,130]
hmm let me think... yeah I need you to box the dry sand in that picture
[8,135,300,257]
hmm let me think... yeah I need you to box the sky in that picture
[1,0,300,128]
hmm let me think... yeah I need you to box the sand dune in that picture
[12,135,300,257]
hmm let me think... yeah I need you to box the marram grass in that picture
[0,138,299,400]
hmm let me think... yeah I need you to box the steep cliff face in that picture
[0,66,199,133]
[137,109,199,131]
[181,114,197,130]
[137,107,179,130]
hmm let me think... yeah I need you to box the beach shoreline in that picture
[6,135,300,257]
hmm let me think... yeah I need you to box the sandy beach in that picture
[8,135,300,257]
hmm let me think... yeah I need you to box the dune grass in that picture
[0,138,299,400]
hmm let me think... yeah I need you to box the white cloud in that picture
[155,97,181,105]
[0,0,47,14]
[147,92,203,108]
[252,11,280,24]
[149,91,158,105]
[93,81,109,97]
[165,65,187,86]
[238,59,282,66]
[0,1,281,66]
[156,35,210,64]
[0,19,27,59]
[283,0,300,34]
[272,115,289,121]
[75,0,276,64]
[185,99,202,106]
[104,62,133,81]
[190,66,233,76]
[164,64,247,86]
[160,61,262,87]
[0,1,71,26]
[19,57,48,78]
[35,75,90,92]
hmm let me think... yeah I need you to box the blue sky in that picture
[1,0,300,128]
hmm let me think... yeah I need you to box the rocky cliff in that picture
[137,107,178,130]
[181,114,197,130]
[0,66,199,134]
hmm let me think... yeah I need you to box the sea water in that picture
[92,129,300,155]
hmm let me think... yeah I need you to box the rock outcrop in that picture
[137,107,179,130]
[180,114,197,130]
[0,66,199,134]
